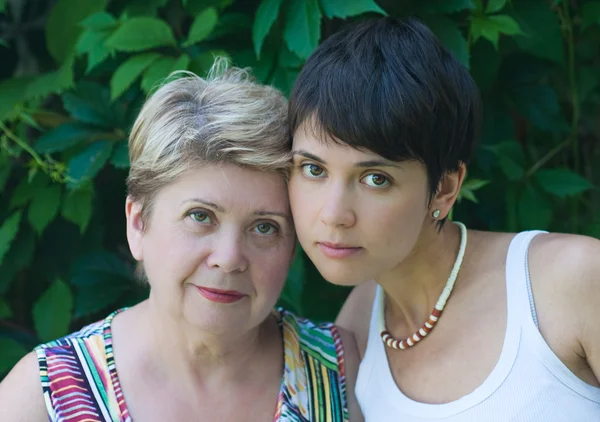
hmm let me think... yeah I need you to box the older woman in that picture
[0,63,361,421]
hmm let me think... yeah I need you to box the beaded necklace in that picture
[377,221,468,350]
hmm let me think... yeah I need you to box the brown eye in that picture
[302,164,325,178]
[362,173,389,187]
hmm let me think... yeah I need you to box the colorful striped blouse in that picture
[35,308,348,422]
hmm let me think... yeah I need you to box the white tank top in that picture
[356,231,600,421]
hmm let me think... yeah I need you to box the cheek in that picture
[250,240,295,295]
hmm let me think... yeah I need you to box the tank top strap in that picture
[504,230,546,329]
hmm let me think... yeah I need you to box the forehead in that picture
[156,164,289,211]
[292,123,392,164]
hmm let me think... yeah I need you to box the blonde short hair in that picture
[126,59,290,223]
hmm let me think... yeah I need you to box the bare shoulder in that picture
[336,280,377,358]
[529,232,600,382]
[0,351,48,421]
[529,232,600,298]
[336,327,364,422]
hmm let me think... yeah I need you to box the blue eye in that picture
[190,211,211,223]
[301,163,326,178]
[362,174,389,188]
[254,223,278,235]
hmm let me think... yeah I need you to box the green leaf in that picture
[0,339,27,374]
[189,50,231,76]
[62,82,115,127]
[141,56,177,93]
[104,17,177,52]
[469,39,500,91]
[125,0,169,16]
[518,184,552,230]
[61,186,93,233]
[419,0,474,13]
[0,0,5,14]
[28,185,61,235]
[0,211,22,267]
[485,0,507,14]
[320,0,385,19]
[425,16,469,68]
[46,0,106,64]
[253,0,284,58]
[0,77,33,121]
[67,140,114,188]
[33,279,73,342]
[536,168,594,198]
[25,56,75,100]
[110,141,129,169]
[76,28,112,55]
[184,7,218,47]
[172,54,191,72]
[80,12,116,31]
[511,84,568,133]
[582,2,600,29]
[71,252,133,318]
[486,15,522,35]
[9,173,49,209]
[0,298,12,319]
[471,15,522,49]
[284,0,322,60]
[35,122,97,154]
[488,141,525,181]
[512,0,564,63]
[0,154,11,193]
[578,66,599,103]
[111,52,161,100]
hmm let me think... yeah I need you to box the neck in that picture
[377,221,463,333]
[138,298,280,390]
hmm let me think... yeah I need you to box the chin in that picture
[316,263,372,287]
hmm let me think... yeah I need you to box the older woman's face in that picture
[127,164,295,335]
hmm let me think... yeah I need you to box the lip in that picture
[317,242,363,259]
[194,286,246,304]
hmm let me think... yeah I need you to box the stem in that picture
[0,121,45,167]
[525,139,570,178]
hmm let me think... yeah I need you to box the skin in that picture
[288,122,600,404]
[0,163,362,421]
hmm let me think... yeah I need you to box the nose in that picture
[206,229,249,273]
[318,184,356,228]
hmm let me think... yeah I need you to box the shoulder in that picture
[529,233,600,353]
[336,280,377,358]
[0,352,48,421]
[529,232,600,300]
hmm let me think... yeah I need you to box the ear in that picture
[430,162,467,219]
[125,196,145,261]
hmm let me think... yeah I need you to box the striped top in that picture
[35,308,348,422]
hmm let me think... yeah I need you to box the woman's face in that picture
[126,164,295,335]
[288,125,432,286]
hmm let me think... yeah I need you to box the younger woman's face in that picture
[288,124,432,286]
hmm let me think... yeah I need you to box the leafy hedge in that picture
[1,0,599,377]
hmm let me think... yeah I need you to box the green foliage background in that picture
[1,0,600,377]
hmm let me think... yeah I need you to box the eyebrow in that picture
[292,149,401,169]
[254,211,292,222]
[182,199,291,221]
[292,150,326,164]
[182,199,225,212]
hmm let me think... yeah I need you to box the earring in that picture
[432,209,441,219]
